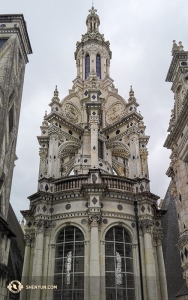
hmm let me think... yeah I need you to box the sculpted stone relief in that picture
[106,102,125,124]
[63,102,81,124]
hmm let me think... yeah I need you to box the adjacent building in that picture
[164,41,188,299]
[0,15,32,299]
[20,7,168,300]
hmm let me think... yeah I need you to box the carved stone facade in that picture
[164,41,188,298]
[21,7,167,300]
[0,14,32,299]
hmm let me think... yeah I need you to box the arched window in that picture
[53,226,84,300]
[105,226,135,300]
[85,54,90,79]
[96,54,101,79]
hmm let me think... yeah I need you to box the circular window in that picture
[116,130,120,135]
[69,130,72,135]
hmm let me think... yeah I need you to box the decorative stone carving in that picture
[35,220,51,234]
[88,213,101,225]
[64,103,80,123]
[106,102,125,124]
[139,219,153,234]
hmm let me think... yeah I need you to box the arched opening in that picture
[96,54,101,79]
[85,54,90,79]
[53,226,84,299]
[105,226,135,300]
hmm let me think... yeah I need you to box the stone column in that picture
[46,244,56,300]
[140,220,158,300]
[88,214,101,300]
[30,220,45,300]
[139,231,148,299]
[156,234,168,300]
[20,235,31,300]
[41,221,51,300]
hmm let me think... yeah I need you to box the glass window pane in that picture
[65,227,74,241]
[127,273,135,288]
[125,245,133,258]
[105,228,114,241]
[75,243,84,256]
[105,257,115,271]
[54,259,63,273]
[126,259,133,272]
[74,257,84,272]
[115,243,124,257]
[106,272,116,287]
[56,245,64,258]
[105,242,114,256]
[115,227,124,242]
[106,289,116,300]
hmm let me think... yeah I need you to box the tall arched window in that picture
[96,54,101,79]
[85,54,90,79]
[105,226,135,300]
[53,226,84,300]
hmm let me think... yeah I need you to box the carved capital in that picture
[35,220,51,234]
[24,234,31,246]
[139,219,153,234]
[88,213,101,226]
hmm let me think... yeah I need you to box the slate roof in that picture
[162,185,188,299]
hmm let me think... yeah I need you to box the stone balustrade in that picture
[54,174,134,192]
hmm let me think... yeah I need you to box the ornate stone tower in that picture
[21,7,167,300]
[164,41,188,298]
[0,15,32,299]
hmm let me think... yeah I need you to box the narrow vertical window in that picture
[53,226,84,300]
[98,140,103,159]
[9,105,14,133]
[96,54,101,79]
[85,54,90,79]
[105,226,135,300]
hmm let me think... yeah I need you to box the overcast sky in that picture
[2,0,187,221]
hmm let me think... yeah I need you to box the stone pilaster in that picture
[30,220,45,300]
[20,234,31,300]
[88,213,101,300]
[156,233,168,300]
[140,219,158,300]
[41,221,51,300]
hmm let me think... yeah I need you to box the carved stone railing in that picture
[54,174,134,193]
[101,174,134,192]
[54,175,89,192]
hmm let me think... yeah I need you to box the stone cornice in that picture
[166,51,188,82]
[103,112,143,134]
[45,111,83,134]
[164,91,188,149]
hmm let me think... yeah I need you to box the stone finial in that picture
[128,85,136,102]
[54,85,59,97]
[171,40,185,55]
[51,85,60,103]
[179,41,184,51]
